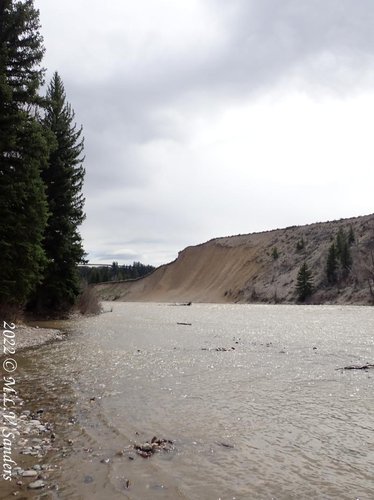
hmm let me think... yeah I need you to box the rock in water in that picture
[28,480,45,489]
[22,470,38,477]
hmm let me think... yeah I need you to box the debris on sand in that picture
[134,437,174,458]
[216,441,235,448]
[201,346,236,352]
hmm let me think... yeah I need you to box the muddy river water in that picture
[5,303,374,499]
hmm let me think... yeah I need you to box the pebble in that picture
[150,483,166,490]
[0,390,60,496]
[23,470,38,477]
[28,479,45,489]
[21,447,33,454]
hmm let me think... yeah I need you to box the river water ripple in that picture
[12,303,374,499]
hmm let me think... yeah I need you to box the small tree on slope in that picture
[296,262,313,302]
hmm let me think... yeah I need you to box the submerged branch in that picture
[337,363,374,371]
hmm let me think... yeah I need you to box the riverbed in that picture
[2,303,374,499]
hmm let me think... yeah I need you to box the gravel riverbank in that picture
[1,324,65,497]
[10,325,64,352]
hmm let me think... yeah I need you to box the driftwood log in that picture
[337,363,374,371]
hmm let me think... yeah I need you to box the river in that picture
[6,303,374,499]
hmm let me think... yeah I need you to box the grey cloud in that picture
[90,252,142,263]
[65,0,374,166]
[37,0,374,265]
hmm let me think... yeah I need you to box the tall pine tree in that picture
[0,0,49,311]
[31,72,86,313]
[296,262,313,302]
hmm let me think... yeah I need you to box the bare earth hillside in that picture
[94,214,374,305]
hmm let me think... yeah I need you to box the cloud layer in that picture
[36,0,374,265]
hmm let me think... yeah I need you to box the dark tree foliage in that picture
[325,226,355,286]
[296,262,313,302]
[326,243,338,284]
[80,262,156,284]
[271,247,279,260]
[296,238,305,251]
[0,0,49,308]
[31,72,86,313]
[0,0,45,108]
[348,225,355,245]
[335,227,352,277]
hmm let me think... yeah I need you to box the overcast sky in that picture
[35,0,374,266]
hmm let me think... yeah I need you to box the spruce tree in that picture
[0,0,49,310]
[326,243,338,284]
[0,0,45,108]
[335,227,352,276]
[32,72,86,312]
[296,262,313,302]
[348,225,355,245]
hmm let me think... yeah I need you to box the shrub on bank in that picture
[76,283,102,315]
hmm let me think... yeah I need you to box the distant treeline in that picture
[80,262,156,284]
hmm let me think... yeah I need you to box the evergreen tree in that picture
[296,262,313,302]
[335,227,352,276]
[326,243,338,284]
[0,0,45,109]
[31,72,86,312]
[111,261,119,281]
[339,239,352,273]
[348,225,355,245]
[272,246,279,260]
[296,238,305,251]
[0,0,49,310]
